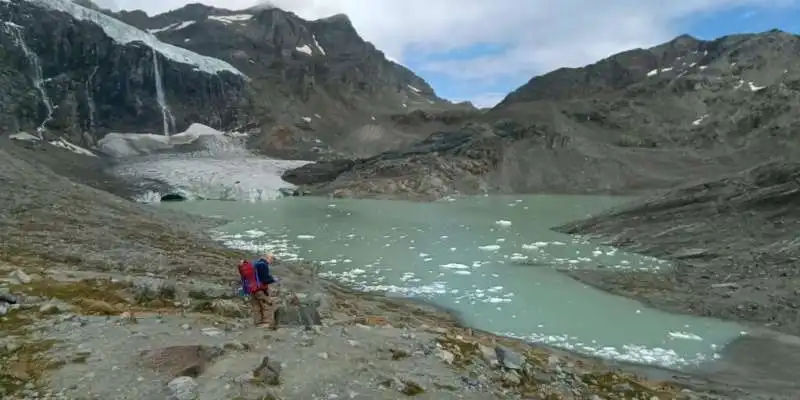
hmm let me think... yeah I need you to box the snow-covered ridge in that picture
[21,0,246,77]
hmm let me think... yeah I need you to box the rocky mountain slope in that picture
[285,30,800,198]
[556,160,800,335]
[0,0,472,159]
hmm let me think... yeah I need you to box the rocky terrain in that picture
[556,160,800,335]
[0,127,757,400]
[0,0,474,160]
[284,30,800,199]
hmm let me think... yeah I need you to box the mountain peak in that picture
[318,13,352,25]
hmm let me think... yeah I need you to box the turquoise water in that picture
[163,194,747,368]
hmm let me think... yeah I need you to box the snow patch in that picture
[172,21,196,31]
[49,138,96,157]
[748,81,764,91]
[208,14,253,24]
[9,132,39,141]
[312,35,326,55]
[149,21,195,33]
[692,115,707,126]
[407,84,421,93]
[27,0,245,77]
[296,44,313,55]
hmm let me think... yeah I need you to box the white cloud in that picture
[101,0,797,102]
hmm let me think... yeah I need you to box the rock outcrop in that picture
[556,160,800,335]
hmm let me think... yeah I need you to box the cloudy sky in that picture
[101,0,800,107]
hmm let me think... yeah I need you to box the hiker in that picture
[237,256,275,328]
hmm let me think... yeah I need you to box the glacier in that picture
[21,0,246,78]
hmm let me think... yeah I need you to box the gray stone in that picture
[9,269,32,284]
[166,376,198,400]
[253,356,281,386]
[494,345,524,370]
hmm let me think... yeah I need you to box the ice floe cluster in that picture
[201,199,743,368]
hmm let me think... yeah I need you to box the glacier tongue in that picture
[24,0,247,78]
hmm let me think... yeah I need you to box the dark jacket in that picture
[253,258,276,285]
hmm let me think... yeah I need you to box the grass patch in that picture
[10,279,131,315]
[580,371,678,399]
[434,335,480,367]
[0,339,59,395]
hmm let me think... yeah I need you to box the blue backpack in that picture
[253,258,276,285]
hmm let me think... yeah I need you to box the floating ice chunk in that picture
[28,0,245,77]
[668,331,703,341]
[495,220,512,227]
[296,235,315,240]
[244,229,266,238]
[439,263,469,270]
[478,245,500,251]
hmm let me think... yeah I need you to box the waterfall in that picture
[3,22,54,138]
[86,65,98,132]
[152,49,175,136]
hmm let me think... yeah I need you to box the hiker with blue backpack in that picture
[237,253,278,328]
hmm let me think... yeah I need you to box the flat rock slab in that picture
[274,302,322,328]
[141,345,224,378]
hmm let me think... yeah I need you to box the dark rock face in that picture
[110,3,466,156]
[1,0,463,158]
[556,161,800,334]
[0,0,248,148]
[281,159,355,186]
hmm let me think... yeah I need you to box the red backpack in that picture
[238,260,260,294]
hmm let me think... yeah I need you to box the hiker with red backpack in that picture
[237,253,277,328]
